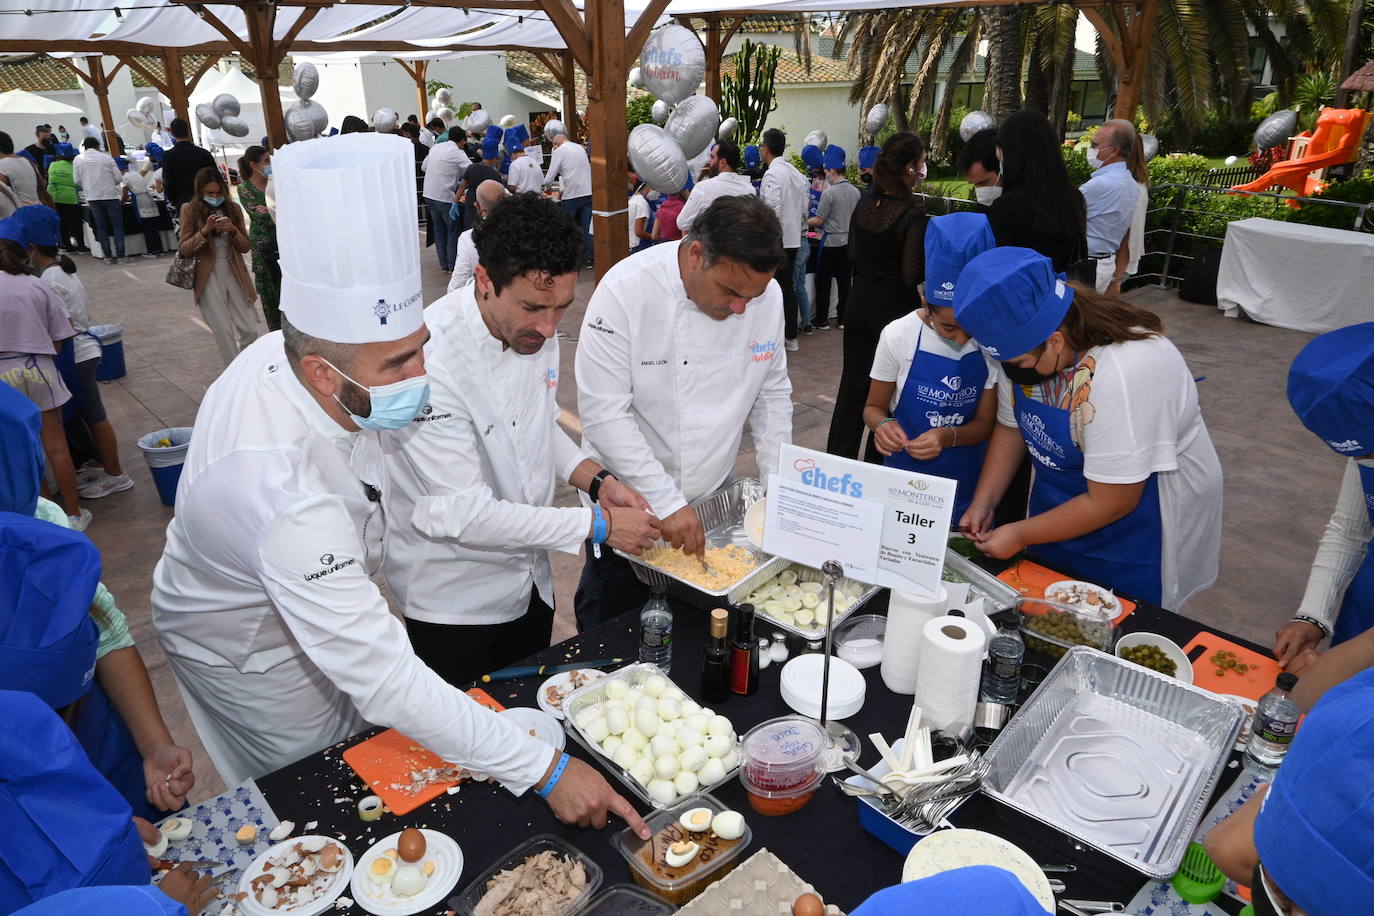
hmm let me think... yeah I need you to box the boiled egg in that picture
[235,825,258,845]
[678,807,713,832]
[711,810,746,840]
[368,856,396,887]
[665,840,700,868]
[644,675,668,698]
[390,863,428,897]
[679,746,708,773]
[646,778,677,805]
[698,757,727,786]
[396,828,426,863]
[673,771,700,796]
[160,818,193,843]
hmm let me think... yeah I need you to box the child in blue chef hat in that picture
[851,865,1051,915]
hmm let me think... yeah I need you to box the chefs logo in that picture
[544,368,558,390]
[372,291,422,326]
[1327,438,1363,454]
[305,552,357,581]
[749,339,778,362]
[1018,410,1064,458]
[793,457,863,498]
[924,410,966,428]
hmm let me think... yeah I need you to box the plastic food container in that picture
[611,793,753,905]
[834,614,886,669]
[740,716,824,791]
[571,884,675,915]
[739,766,822,816]
[1016,595,1117,659]
[452,834,603,916]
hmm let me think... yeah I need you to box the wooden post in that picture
[163,50,192,123]
[586,0,629,277]
[243,3,287,148]
[396,58,430,121]
[77,56,125,156]
[561,52,581,140]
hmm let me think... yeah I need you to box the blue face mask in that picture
[203,195,224,207]
[261,165,272,178]
[322,358,430,431]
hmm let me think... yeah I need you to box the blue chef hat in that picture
[0,382,43,517]
[851,865,1051,916]
[55,141,77,159]
[858,145,880,169]
[925,212,996,306]
[1254,666,1374,915]
[481,136,501,160]
[822,145,846,171]
[1287,322,1374,457]
[484,123,503,142]
[0,204,59,248]
[743,145,761,169]
[952,247,1074,361]
[800,144,823,170]
[0,513,101,709]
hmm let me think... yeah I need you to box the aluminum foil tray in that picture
[980,646,1244,879]
[729,562,880,641]
[618,478,788,602]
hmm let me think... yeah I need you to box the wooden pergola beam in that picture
[53,55,125,155]
[678,13,747,104]
[395,58,431,121]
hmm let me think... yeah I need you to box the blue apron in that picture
[885,326,989,522]
[1012,370,1166,605]
[69,682,160,822]
[1332,462,1374,644]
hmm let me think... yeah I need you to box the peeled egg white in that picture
[606,707,630,736]
[685,713,710,733]
[673,770,700,796]
[678,807,713,832]
[650,735,678,758]
[629,757,655,787]
[574,709,602,731]
[654,754,680,780]
[665,841,700,868]
[698,757,727,785]
[711,810,746,840]
[794,609,815,627]
[679,697,702,718]
[801,593,820,609]
[679,746,708,773]
[605,679,629,699]
[644,675,668,698]
[622,727,648,751]
[647,778,677,805]
[707,715,732,737]
[390,863,428,897]
[634,708,660,739]
[612,743,639,770]
[602,735,624,757]
[636,696,658,713]
[160,818,193,843]
[675,726,703,749]
[663,685,685,703]
[368,856,396,887]
[585,716,611,743]
[721,749,741,771]
[656,697,681,721]
[703,734,732,758]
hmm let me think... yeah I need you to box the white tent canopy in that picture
[188,62,287,148]
[0,89,85,150]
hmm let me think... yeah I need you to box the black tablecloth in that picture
[258,572,1263,914]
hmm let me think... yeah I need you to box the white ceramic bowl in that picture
[1114,632,1193,684]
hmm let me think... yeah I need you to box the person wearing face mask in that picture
[573,195,792,629]
[987,110,1086,274]
[177,167,259,366]
[954,246,1222,609]
[1273,324,1374,672]
[1079,119,1141,293]
[807,145,860,331]
[856,145,879,195]
[150,138,652,844]
[863,213,998,521]
[956,128,1001,208]
[236,145,281,331]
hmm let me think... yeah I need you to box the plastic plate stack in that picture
[779,654,866,720]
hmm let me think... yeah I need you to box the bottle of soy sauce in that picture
[729,603,760,696]
[701,608,731,704]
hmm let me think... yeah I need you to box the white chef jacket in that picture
[420,140,468,202]
[575,240,794,518]
[759,157,808,249]
[544,140,591,199]
[675,171,756,234]
[507,155,544,194]
[447,229,478,291]
[73,149,123,201]
[382,285,590,625]
[151,333,555,789]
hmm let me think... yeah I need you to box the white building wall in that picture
[765,82,860,159]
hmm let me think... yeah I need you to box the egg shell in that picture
[663,685,685,702]
[702,734,732,758]
[622,727,648,751]
[647,778,678,804]
[396,828,426,863]
[656,697,681,721]
[605,679,629,699]
[585,716,611,743]
[650,735,678,758]
[654,754,680,780]
[267,820,294,842]
[391,863,428,897]
[644,675,668,698]
[675,725,703,749]
[612,743,640,769]
[679,746,708,773]
[606,707,630,736]
[634,707,660,739]
[698,757,727,785]
[711,810,746,840]
[673,771,700,795]
[629,758,655,786]
[707,715,732,737]
[679,807,713,832]
[602,735,624,757]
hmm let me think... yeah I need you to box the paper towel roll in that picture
[881,585,949,695]
[914,615,988,733]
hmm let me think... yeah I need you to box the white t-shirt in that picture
[0,157,41,206]
[871,311,999,410]
[41,265,101,363]
[628,194,650,250]
[507,156,543,193]
[993,333,1222,608]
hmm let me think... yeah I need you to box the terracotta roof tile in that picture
[0,54,79,92]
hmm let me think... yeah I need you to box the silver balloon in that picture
[425,109,437,123]
[650,100,670,124]
[285,105,318,142]
[298,99,329,134]
[628,123,688,193]
[126,108,153,132]
[1254,109,1298,150]
[628,66,644,89]
[465,109,492,133]
[372,107,399,133]
[639,24,706,105]
[137,95,157,116]
[212,93,240,118]
[665,95,719,159]
[959,109,994,141]
[436,107,454,125]
[434,87,453,106]
[717,116,739,141]
[194,103,221,130]
[1141,133,1159,162]
[803,129,827,151]
[500,113,517,129]
[544,119,567,141]
[161,107,175,127]
[864,103,889,135]
[292,62,319,101]
[220,115,250,138]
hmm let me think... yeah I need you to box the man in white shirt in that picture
[384,193,660,683]
[507,141,544,194]
[0,130,42,207]
[676,140,755,234]
[73,138,127,263]
[1080,119,1141,291]
[573,195,794,627]
[420,136,468,272]
[151,135,648,840]
[758,128,809,351]
[80,116,101,149]
[447,178,506,292]
[542,124,592,266]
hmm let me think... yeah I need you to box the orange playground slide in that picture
[1232,107,1370,196]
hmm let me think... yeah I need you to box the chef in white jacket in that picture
[151,135,648,839]
[574,195,794,628]
[384,192,660,685]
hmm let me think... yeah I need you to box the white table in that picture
[1216,217,1374,333]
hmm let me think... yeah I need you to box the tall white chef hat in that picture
[272,134,423,344]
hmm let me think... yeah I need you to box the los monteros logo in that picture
[792,457,863,498]
[749,339,778,362]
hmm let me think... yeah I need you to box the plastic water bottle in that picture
[1245,672,1301,769]
[979,609,1025,705]
[638,584,673,674]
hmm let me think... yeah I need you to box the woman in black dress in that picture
[987,110,1087,274]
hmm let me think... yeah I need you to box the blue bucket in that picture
[90,324,126,381]
[137,427,192,507]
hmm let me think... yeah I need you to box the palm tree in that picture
[981,7,1024,122]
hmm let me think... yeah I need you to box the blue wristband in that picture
[535,752,570,799]
[591,505,608,545]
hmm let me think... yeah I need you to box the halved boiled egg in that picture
[678,806,713,832]
[391,863,429,897]
[160,817,193,843]
[368,855,396,887]
[665,840,700,868]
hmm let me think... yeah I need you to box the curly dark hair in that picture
[473,192,583,294]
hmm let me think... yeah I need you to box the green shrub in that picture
[626,95,655,133]
[1155,111,1261,157]
[1287,172,1374,231]
[1148,153,1210,185]
[1063,147,1092,185]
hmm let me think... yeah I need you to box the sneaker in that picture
[785,339,799,352]
[837,323,846,330]
[814,321,830,331]
[105,257,117,265]
[141,252,158,259]
[117,256,132,264]
[68,508,93,532]
[75,466,104,486]
[79,472,134,499]
[801,325,814,335]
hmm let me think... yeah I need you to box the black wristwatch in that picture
[588,469,616,503]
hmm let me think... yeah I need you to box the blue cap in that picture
[743,145,761,169]
[823,145,847,171]
[0,513,101,709]
[851,865,1051,916]
[925,212,996,305]
[0,381,43,517]
[952,247,1074,360]
[800,144,823,170]
[511,123,530,145]
[54,141,77,159]
[481,137,500,159]
[1254,666,1374,915]
[858,145,880,169]
[1287,322,1374,457]
[0,205,59,248]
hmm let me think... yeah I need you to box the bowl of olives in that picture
[1016,596,1117,659]
[1114,632,1192,684]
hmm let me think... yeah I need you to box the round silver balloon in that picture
[717,116,739,141]
[436,107,454,125]
[434,87,453,106]
[425,109,437,123]
[651,100,670,124]
[372,107,399,133]
[959,109,994,141]
[1141,133,1159,162]
[864,103,889,135]
[665,95,719,159]
[161,107,175,127]
[285,105,318,142]
[499,113,517,129]
[639,24,707,105]
[803,129,827,151]
[628,123,688,193]
[544,119,567,141]
[212,93,240,118]
[1254,109,1298,150]
[628,66,644,89]
[465,109,492,133]
[298,99,329,134]
[194,103,221,130]
[126,108,153,132]
[137,95,157,116]
[292,62,319,101]
[220,115,250,138]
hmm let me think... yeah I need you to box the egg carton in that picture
[674,848,844,915]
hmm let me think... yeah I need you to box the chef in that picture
[151,135,648,838]
[1277,323,1374,667]
[954,247,1222,608]
[574,194,793,628]
[383,192,660,686]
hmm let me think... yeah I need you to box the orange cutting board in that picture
[1182,634,1282,702]
[342,688,505,817]
[996,559,1136,623]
